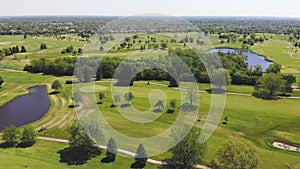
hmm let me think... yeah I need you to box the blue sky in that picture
[1,0,300,17]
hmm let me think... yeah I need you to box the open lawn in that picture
[0,140,158,169]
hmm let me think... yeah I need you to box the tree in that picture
[281,74,297,94]
[0,76,3,86]
[161,42,168,49]
[98,92,105,104]
[217,140,258,169]
[114,95,121,107]
[72,92,82,106]
[258,73,284,96]
[106,138,117,161]
[20,126,37,147]
[69,121,94,151]
[211,69,227,88]
[163,128,206,169]
[135,143,148,166]
[82,65,93,82]
[252,65,263,76]
[40,43,47,50]
[266,63,281,74]
[154,100,164,111]
[187,89,197,105]
[51,80,62,92]
[170,99,177,110]
[20,46,26,53]
[124,92,134,104]
[96,66,103,81]
[2,125,19,147]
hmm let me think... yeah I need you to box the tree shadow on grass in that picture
[131,162,146,169]
[153,109,163,113]
[49,91,60,95]
[57,146,101,165]
[120,104,131,108]
[0,142,13,149]
[206,88,226,94]
[166,109,174,113]
[68,105,80,108]
[101,156,116,163]
[252,92,280,100]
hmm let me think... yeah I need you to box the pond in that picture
[207,48,274,71]
[0,86,50,130]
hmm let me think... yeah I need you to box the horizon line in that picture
[0,14,300,19]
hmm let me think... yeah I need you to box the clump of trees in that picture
[1,125,36,148]
[254,72,296,98]
[40,43,47,50]
[0,45,26,56]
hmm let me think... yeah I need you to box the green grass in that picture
[0,140,158,169]
[1,33,300,168]
[0,35,84,70]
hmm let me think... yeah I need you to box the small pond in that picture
[0,86,50,130]
[207,48,274,71]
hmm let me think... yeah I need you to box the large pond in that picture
[0,86,50,130]
[208,48,274,71]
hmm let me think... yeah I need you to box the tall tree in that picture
[135,143,148,166]
[98,92,105,104]
[2,125,19,147]
[106,138,117,161]
[114,95,121,107]
[51,80,62,92]
[163,128,206,169]
[69,121,94,151]
[170,99,177,110]
[124,92,134,104]
[257,73,284,96]
[20,126,37,147]
[266,63,281,74]
[217,140,258,169]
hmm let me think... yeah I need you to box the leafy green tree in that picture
[266,63,281,74]
[217,140,258,169]
[99,92,105,104]
[252,65,263,76]
[69,121,94,151]
[170,99,177,110]
[161,42,168,49]
[0,76,3,86]
[163,128,206,169]
[106,138,117,161]
[258,73,284,96]
[135,143,148,166]
[124,92,134,104]
[20,126,37,147]
[2,125,19,147]
[51,80,62,92]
